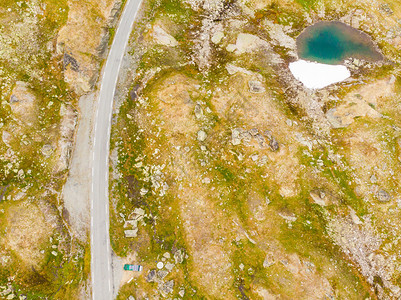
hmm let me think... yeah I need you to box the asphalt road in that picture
[91,0,142,299]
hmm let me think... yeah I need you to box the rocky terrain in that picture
[110,0,401,299]
[0,0,123,298]
[1,0,401,298]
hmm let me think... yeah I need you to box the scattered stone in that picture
[157,270,168,280]
[389,75,396,85]
[160,280,174,295]
[232,128,245,145]
[226,44,236,52]
[240,131,252,144]
[250,154,259,162]
[134,207,145,216]
[124,219,138,228]
[157,262,164,269]
[278,212,297,222]
[225,63,257,76]
[377,189,391,202]
[194,104,203,119]
[326,108,345,128]
[280,259,289,266]
[63,53,79,71]
[51,251,58,256]
[263,130,272,140]
[197,130,207,142]
[263,254,275,267]
[255,134,267,148]
[174,249,184,264]
[370,174,377,183]
[202,177,210,184]
[9,95,18,103]
[249,128,258,136]
[258,155,268,166]
[165,262,174,271]
[140,188,148,196]
[178,289,185,297]
[127,296,135,300]
[239,263,244,270]
[146,269,156,282]
[248,80,265,93]
[263,19,297,50]
[310,190,327,206]
[41,144,53,157]
[349,207,363,225]
[211,31,224,44]
[380,3,393,15]
[163,252,171,259]
[124,229,138,238]
[326,215,396,294]
[269,137,279,152]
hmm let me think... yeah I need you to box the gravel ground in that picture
[62,92,97,242]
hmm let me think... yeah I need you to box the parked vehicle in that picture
[124,264,143,271]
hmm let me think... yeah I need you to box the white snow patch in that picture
[289,60,351,89]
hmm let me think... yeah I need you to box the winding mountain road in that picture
[91,0,142,299]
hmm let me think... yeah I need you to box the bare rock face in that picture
[326,102,381,128]
[152,25,178,47]
[5,202,53,268]
[326,78,393,128]
[263,19,297,52]
[54,104,77,173]
[9,82,36,124]
[56,0,123,94]
[233,33,270,54]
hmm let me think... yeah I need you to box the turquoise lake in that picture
[297,21,383,65]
